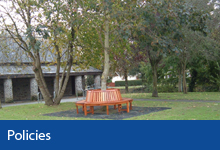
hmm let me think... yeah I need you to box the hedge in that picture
[115,80,142,86]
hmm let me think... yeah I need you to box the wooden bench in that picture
[75,89,133,116]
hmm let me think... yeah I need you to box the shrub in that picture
[115,80,142,86]
[86,75,94,86]
[77,92,83,96]
[195,85,219,92]
[157,85,178,93]
[107,77,112,83]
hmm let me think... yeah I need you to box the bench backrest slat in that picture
[86,89,122,103]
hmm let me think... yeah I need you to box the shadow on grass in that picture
[43,106,171,120]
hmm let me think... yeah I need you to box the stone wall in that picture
[4,79,13,102]
[75,76,82,94]
[82,75,85,90]
[94,75,101,88]
[0,80,4,102]
[30,78,38,100]
[12,78,30,101]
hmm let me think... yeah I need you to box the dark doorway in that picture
[71,76,75,95]
[12,78,30,101]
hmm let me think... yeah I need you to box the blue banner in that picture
[0,121,219,150]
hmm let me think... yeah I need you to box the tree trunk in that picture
[33,54,53,105]
[124,69,128,93]
[53,56,72,105]
[53,64,72,105]
[53,28,74,105]
[101,16,110,90]
[148,52,162,97]
[152,64,158,97]
[0,100,1,109]
[189,69,197,92]
[54,44,61,99]
[182,62,187,94]
[34,70,53,105]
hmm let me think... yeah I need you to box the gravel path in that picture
[43,106,171,120]
[42,99,219,119]
[1,97,85,107]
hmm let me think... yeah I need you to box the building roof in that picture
[0,37,56,63]
[0,36,102,79]
[0,64,102,79]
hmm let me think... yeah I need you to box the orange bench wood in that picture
[75,89,133,116]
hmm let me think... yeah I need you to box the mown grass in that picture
[0,103,81,120]
[0,100,220,120]
[126,101,220,120]
[122,92,220,101]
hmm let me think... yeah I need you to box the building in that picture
[111,72,138,83]
[0,63,102,103]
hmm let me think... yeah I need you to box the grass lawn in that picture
[122,92,220,101]
[0,100,220,120]
[0,103,77,120]
[127,101,220,120]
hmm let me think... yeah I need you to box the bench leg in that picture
[84,104,87,116]
[76,104,79,114]
[126,102,129,113]
[130,101,132,110]
[114,105,117,109]
[118,104,121,112]
[92,106,94,114]
[82,105,84,111]
[106,105,109,115]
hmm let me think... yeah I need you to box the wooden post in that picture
[84,104,87,116]
[118,104,121,112]
[106,105,109,115]
[126,102,129,113]
[92,106,94,114]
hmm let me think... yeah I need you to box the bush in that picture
[115,80,142,86]
[157,85,178,93]
[195,85,219,92]
[107,77,112,83]
[77,92,83,96]
[86,75,94,86]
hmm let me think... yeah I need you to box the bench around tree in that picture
[75,89,133,116]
